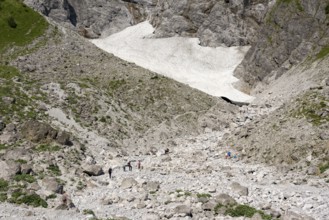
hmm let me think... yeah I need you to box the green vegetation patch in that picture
[196,193,211,198]
[316,45,329,60]
[83,209,95,216]
[224,204,271,220]
[0,144,9,150]
[9,190,47,208]
[326,4,329,15]
[108,79,126,96]
[213,202,271,220]
[0,65,20,79]
[0,193,7,202]
[0,178,9,191]
[291,91,329,126]
[0,65,40,122]
[14,174,35,183]
[15,159,27,164]
[319,161,329,173]
[0,0,48,52]
[47,164,61,176]
[45,194,57,200]
[34,144,61,152]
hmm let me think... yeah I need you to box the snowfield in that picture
[91,21,254,103]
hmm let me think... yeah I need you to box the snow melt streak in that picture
[91,21,253,102]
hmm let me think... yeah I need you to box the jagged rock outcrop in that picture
[24,0,155,37]
[150,0,270,47]
[25,0,269,47]
[235,0,329,90]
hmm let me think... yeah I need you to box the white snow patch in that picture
[91,21,254,103]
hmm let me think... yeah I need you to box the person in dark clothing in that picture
[108,167,113,179]
[127,161,132,171]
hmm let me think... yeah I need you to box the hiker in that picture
[108,167,112,179]
[127,161,132,171]
[137,160,141,170]
[164,148,169,154]
[226,151,231,159]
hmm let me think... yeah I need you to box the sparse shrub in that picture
[184,191,192,196]
[224,204,271,219]
[46,194,57,200]
[214,203,224,215]
[34,144,60,152]
[77,181,86,190]
[7,16,17,28]
[325,4,329,14]
[0,144,8,150]
[225,204,258,217]
[0,179,9,191]
[10,191,48,208]
[0,193,7,202]
[15,159,27,164]
[83,209,95,216]
[100,116,106,122]
[14,174,35,183]
[47,164,61,176]
[319,161,329,173]
[196,193,211,198]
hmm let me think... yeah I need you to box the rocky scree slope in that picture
[235,0,329,92]
[0,0,239,212]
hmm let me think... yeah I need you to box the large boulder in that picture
[41,177,60,193]
[121,177,138,189]
[21,164,33,174]
[214,193,237,206]
[143,181,160,192]
[0,161,20,180]
[56,131,71,146]
[20,120,57,143]
[83,165,104,176]
[4,148,33,162]
[230,182,249,196]
[173,204,192,216]
[281,211,315,220]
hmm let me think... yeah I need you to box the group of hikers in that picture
[108,160,142,179]
[225,150,239,159]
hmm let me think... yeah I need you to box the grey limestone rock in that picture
[230,182,249,196]
[56,131,71,146]
[121,177,138,189]
[20,164,33,174]
[173,204,192,216]
[214,193,237,206]
[20,120,57,143]
[41,177,61,193]
[143,181,160,192]
[83,165,104,176]
[281,211,315,220]
[306,166,320,175]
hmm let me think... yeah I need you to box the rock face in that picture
[24,0,155,37]
[150,0,269,47]
[25,0,269,47]
[20,120,57,143]
[235,0,329,89]
[20,120,71,145]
